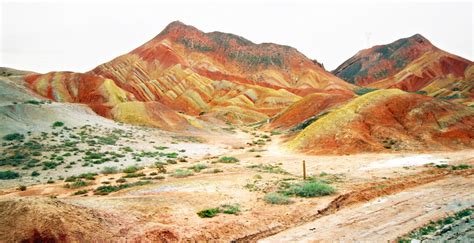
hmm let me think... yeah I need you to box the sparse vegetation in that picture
[122,172,145,178]
[197,208,220,218]
[196,204,241,218]
[220,204,241,214]
[73,189,88,195]
[52,121,64,128]
[172,169,194,178]
[247,164,288,174]
[434,164,449,169]
[3,133,25,141]
[94,180,151,195]
[188,164,208,172]
[218,156,239,163]
[101,166,118,174]
[123,165,140,173]
[68,180,90,189]
[451,164,471,170]
[398,207,473,242]
[264,192,293,205]
[281,181,335,197]
[0,170,20,180]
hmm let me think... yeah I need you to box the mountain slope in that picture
[333,34,473,104]
[23,21,353,129]
[287,89,474,154]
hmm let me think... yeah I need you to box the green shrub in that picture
[78,173,97,180]
[18,185,27,191]
[166,159,177,164]
[31,171,40,177]
[0,170,20,180]
[98,135,118,145]
[220,204,240,214]
[264,192,292,205]
[172,169,194,178]
[218,156,239,163]
[52,121,64,128]
[455,209,472,219]
[73,190,88,195]
[3,133,24,141]
[283,181,335,197]
[197,208,220,218]
[122,172,145,178]
[94,180,151,195]
[188,164,208,172]
[435,164,449,169]
[451,164,471,170]
[123,165,140,173]
[122,147,133,152]
[42,161,58,170]
[25,100,42,105]
[101,166,118,174]
[70,180,90,189]
[164,152,178,158]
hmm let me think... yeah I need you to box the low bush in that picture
[73,190,88,195]
[197,208,220,218]
[3,133,24,141]
[31,171,40,177]
[94,180,151,195]
[218,156,239,163]
[220,204,240,214]
[52,121,64,128]
[172,169,194,178]
[122,172,145,178]
[451,164,471,170]
[0,170,20,180]
[188,164,208,172]
[264,192,292,205]
[123,165,140,173]
[101,166,118,174]
[282,181,335,197]
[69,180,90,189]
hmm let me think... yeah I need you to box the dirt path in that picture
[260,174,474,242]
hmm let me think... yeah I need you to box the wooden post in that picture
[303,160,306,180]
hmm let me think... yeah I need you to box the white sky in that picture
[1,0,472,73]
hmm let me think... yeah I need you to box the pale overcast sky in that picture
[0,0,472,73]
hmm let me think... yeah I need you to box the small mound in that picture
[0,197,122,242]
[288,89,474,154]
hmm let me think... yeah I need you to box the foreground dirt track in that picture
[237,168,474,242]
[260,172,474,242]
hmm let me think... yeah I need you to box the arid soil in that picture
[0,122,473,241]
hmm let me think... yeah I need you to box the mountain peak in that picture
[407,33,431,46]
[157,20,200,37]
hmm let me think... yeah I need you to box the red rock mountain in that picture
[333,34,473,105]
[24,21,353,129]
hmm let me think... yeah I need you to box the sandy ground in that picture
[1,78,473,241]
[261,174,474,242]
